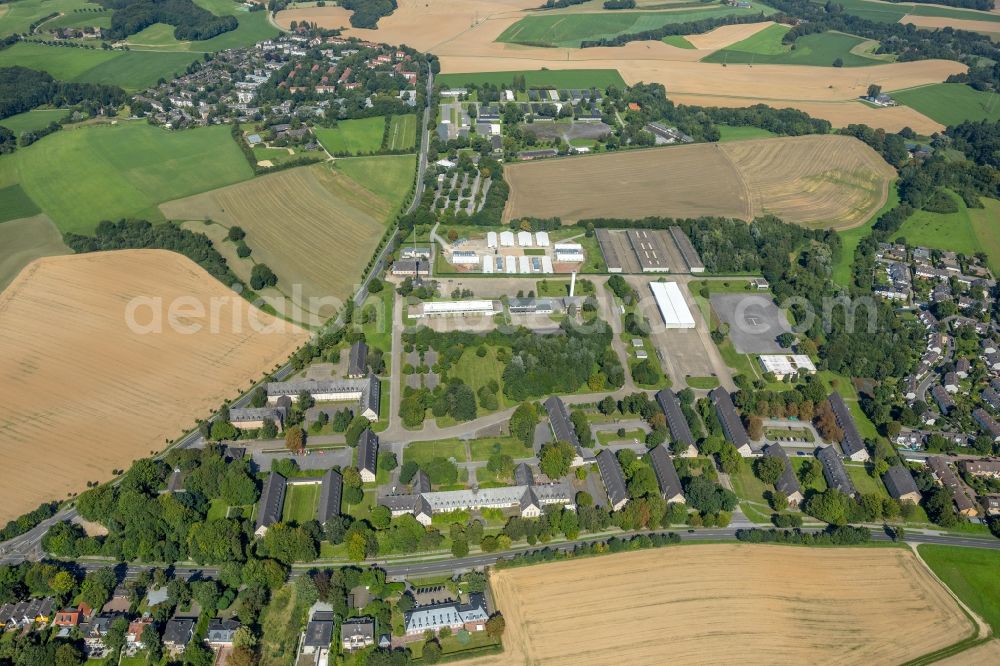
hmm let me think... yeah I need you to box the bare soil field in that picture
[720,134,897,229]
[160,162,399,320]
[900,14,1000,36]
[0,250,307,522]
[467,545,972,666]
[504,135,894,228]
[275,5,353,30]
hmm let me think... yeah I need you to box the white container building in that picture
[649,282,696,329]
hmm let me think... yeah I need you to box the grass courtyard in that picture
[281,482,320,524]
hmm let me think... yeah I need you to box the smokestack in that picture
[569,272,576,298]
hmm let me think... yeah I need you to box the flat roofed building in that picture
[655,389,696,455]
[882,465,921,504]
[541,256,554,273]
[710,388,753,456]
[927,457,978,516]
[596,449,629,511]
[828,392,869,462]
[411,300,503,318]
[759,354,817,380]
[816,445,856,497]
[627,229,671,272]
[348,341,368,378]
[481,256,494,274]
[499,231,515,247]
[358,429,379,483]
[302,613,334,654]
[595,229,623,273]
[517,231,533,247]
[649,282,695,329]
[764,443,803,506]
[486,231,497,248]
[648,444,685,503]
[255,472,287,537]
[504,255,517,273]
[509,298,556,314]
[535,231,550,246]
[519,255,531,273]
[669,226,704,272]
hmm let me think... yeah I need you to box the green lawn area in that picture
[361,287,394,357]
[702,25,886,67]
[206,498,229,521]
[0,0,100,37]
[386,114,417,151]
[315,117,386,155]
[436,69,626,90]
[447,346,509,410]
[844,463,889,497]
[896,191,1000,276]
[0,109,69,135]
[0,184,41,223]
[408,630,502,660]
[333,154,416,215]
[832,183,899,287]
[281,483,320,524]
[0,42,201,91]
[717,125,777,142]
[0,215,69,291]
[894,83,1000,127]
[123,12,278,52]
[661,35,695,49]
[790,457,827,492]
[498,5,776,48]
[918,545,1000,635]
[259,582,305,666]
[403,439,469,465]
[686,376,720,389]
[0,121,253,234]
[252,145,309,167]
[730,465,770,506]
[344,488,375,520]
[468,436,534,461]
[816,0,1000,24]
[536,277,596,298]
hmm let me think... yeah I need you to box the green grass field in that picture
[403,438,468,466]
[498,5,776,48]
[281,483,319,524]
[333,154,415,213]
[918,545,1000,635]
[832,183,899,287]
[0,109,69,135]
[436,69,627,90]
[661,34,695,49]
[447,347,509,411]
[702,25,886,67]
[844,463,889,497]
[896,191,1000,276]
[790,457,827,493]
[0,42,200,91]
[717,125,777,142]
[386,114,417,151]
[893,84,1000,127]
[468,436,534,462]
[123,12,278,52]
[0,214,69,291]
[0,122,253,233]
[0,0,100,37]
[316,117,387,155]
[0,184,41,223]
[44,9,112,31]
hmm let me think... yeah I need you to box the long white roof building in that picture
[649,281,695,329]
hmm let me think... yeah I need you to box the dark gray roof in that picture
[206,618,240,643]
[647,444,684,501]
[317,469,343,523]
[303,619,334,647]
[974,408,1000,438]
[364,374,380,416]
[513,463,534,487]
[927,457,977,512]
[163,618,194,646]
[544,396,580,447]
[764,444,801,498]
[931,384,955,413]
[882,465,920,500]
[669,226,704,271]
[358,429,379,474]
[596,449,628,508]
[816,446,856,497]
[413,469,431,494]
[342,617,375,640]
[379,494,419,512]
[255,472,287,531]
[709,388,749,448]
[828,392,865,457]
[656,389,695,448]
[348,341,369,377]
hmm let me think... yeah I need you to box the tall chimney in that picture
[569,271,576,298]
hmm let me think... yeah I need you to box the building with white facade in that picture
[649,281,695,329]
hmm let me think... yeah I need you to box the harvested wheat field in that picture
[720,134,897,228]
[467,545,972,666]
[684,21,775,50]
[901,14,1000,37]
[161,159,411,319]
[275,5,354,30]
[0,250,308,522]
[505,135,894,228]
[935,640,1000,666]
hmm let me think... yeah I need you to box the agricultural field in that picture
[0,0,102,37]
[0,122,252,234]
[0,215,69,291]
[497,5,777,48]
[315,116,387,155]
[474,545,972,666]
[0,109,69,136]
[161,157,414,318]
[0,42,200,91]
[121,11,278,52]
[896,192,1000,275]
[702,25,889,67]
[716,125,776,142]
[386,114,417,151]
[504,135,895,229]
[437,69,626,89]
[893,83,1000,126]
[818,0,1000,25]
[918,545,1000,635]
[0,250,308,524]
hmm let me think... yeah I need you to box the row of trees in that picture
[0,65,124,122]
[96,0,237,41]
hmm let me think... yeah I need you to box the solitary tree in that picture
[285,425,305,453]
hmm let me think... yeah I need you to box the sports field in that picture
[497,5,776,47]
[504,135,894,229]
[0,122,253,234]
[315,117,387,155]
[0,250,308,524]
[0,109,68,135]
[702,25,888,66]
[387,114,417,151]
[896,192,1000,275]
[282,483,320,524]
[893,83,1000,126]
[0,42,200,91]
[469,545,972,666]
[161,157,414,317]
[436,69,626,89]
[0,215,69,291]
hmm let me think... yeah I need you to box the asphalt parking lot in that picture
[709,293,790,354]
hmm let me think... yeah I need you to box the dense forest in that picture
[65,219,244,290]
[0,66,124,121]
[947,119,1000,168]
[340,0,398,28]
[96,0,237,41]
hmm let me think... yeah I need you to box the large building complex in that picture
[266,376,380,421]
